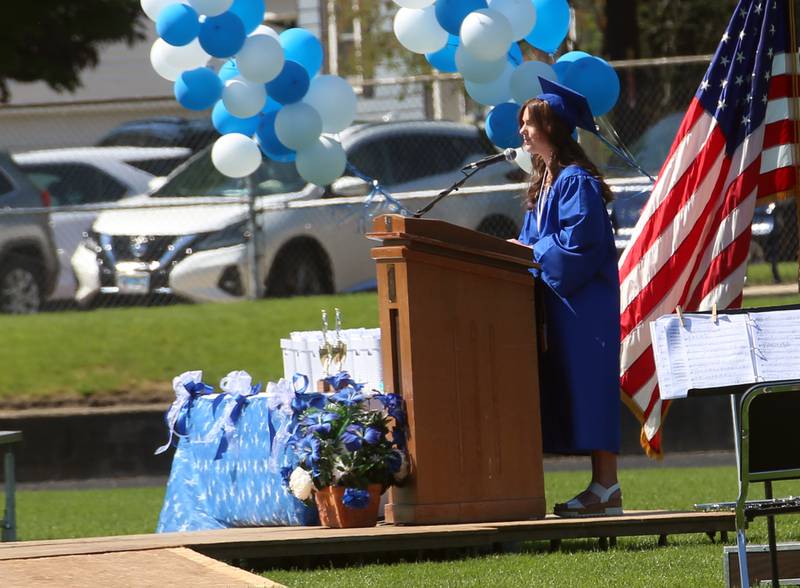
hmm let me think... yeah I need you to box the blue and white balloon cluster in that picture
[143,0,357,184]
[392,0,620,154]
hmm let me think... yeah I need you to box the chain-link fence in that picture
[0,55,796,314]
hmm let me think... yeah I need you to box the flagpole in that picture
[790,0,800,291]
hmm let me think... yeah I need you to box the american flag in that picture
[618,0,798,457]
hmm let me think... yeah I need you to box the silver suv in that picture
[0,152,58,313]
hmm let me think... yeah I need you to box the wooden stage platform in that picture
[0,510,735,585]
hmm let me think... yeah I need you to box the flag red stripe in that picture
[763,119,796,150]
[620,151,731,339]
[620,346,655,399]
[759,165,796,198]
[768,74,796,100]
[687,227,752,308]
[619,101,712,282]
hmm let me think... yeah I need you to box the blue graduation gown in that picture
[518,165,621,455]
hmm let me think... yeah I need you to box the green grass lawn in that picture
[7,466,800,587]
[746,261,798,285]
[0,293,378,403]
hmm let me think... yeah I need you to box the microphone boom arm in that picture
[412,166,482,218]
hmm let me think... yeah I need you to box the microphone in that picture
[462,148,517,170]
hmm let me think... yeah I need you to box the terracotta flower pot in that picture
[314,484,382,528]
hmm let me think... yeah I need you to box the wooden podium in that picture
[367,214,545,525]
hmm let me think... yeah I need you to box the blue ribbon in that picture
[345,162,413,218]
[155,374,214,455]
[203,373,261,458]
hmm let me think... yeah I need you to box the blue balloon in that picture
[435,0,487,36]
[426,35,458,73]
[218,59,240,82]
[279,28,323,78]
[485,102,522,149]
[256,111,297,162]
[552,51,589,82]
[212,101,261,135]
[561,55,620,116]
[266,60,310,104]
[199,12,246,58]
[229,0,265,35]
[174,67,223,111]
[507,42,523,67]
[156,4,200,47]
[524,0,570,54]
[262,96,282,114]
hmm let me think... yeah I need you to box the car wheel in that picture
[0,255,44,314]
[265,242,333,297]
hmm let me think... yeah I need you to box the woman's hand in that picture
[507,238,533,249]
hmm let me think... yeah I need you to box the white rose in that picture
[289,466,314,501]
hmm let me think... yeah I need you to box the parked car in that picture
[97,117,219,155]
[72,121,525,306]
[13,147,189,301]
[0,152,59,313]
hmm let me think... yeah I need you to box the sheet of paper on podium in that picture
[649,308,800,399]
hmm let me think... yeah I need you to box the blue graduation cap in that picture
[537,77,598,134]
[536,76,655,181]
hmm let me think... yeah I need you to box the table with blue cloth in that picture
[156,372,319,533]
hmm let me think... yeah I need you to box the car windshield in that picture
[152,148,307,198]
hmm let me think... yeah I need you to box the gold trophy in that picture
[319,309,335,380]
[332,307,348,373]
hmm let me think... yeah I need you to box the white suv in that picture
[72,121,526,306]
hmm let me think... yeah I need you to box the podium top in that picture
[367,214,539,270]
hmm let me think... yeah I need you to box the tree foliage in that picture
[0,2,145,101]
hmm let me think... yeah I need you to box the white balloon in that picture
[223,77,267,118]
[510,60,557,104]
[237,34,284,84]
[465,61,515,106]
[150,39,183,81]
[392,0,435,7]
[488,0,537,41]
[513,147,533,174]
[455,46,506,83]
[296,136,347,187]
[393,6,448,54]
[460,9,513,62]
[275,103,323,151]
[164,37,211,71]
[212,134,262,178]
[188,0,232,16]
[303,75,357,133]
[141,0,186,21]
[251,25,280,41]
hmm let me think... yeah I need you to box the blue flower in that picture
[301,411,336,435]
[341,424,365,451]
[364,426,383,445]
[342,487,370,509]
[331,387,365,407]
[292,392,328,413]
[387,450,402,473]
[296,436,322,464]
[376,393,406,426]
[324,371,364,391]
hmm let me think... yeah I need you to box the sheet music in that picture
[651,307,800,399]
[750,309,800,381]
[678,314,756,391]
[650,317,692,400]
[650,313,755,399]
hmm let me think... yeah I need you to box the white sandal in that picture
[554,482,623,518]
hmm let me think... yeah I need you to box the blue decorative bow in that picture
[155,370,214,455]
[202,370,261,458]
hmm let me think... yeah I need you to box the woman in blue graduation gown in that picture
[510,91,622,517]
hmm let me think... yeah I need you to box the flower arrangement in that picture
[286,372,408,518]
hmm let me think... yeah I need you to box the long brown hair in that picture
[518,98,613,210]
